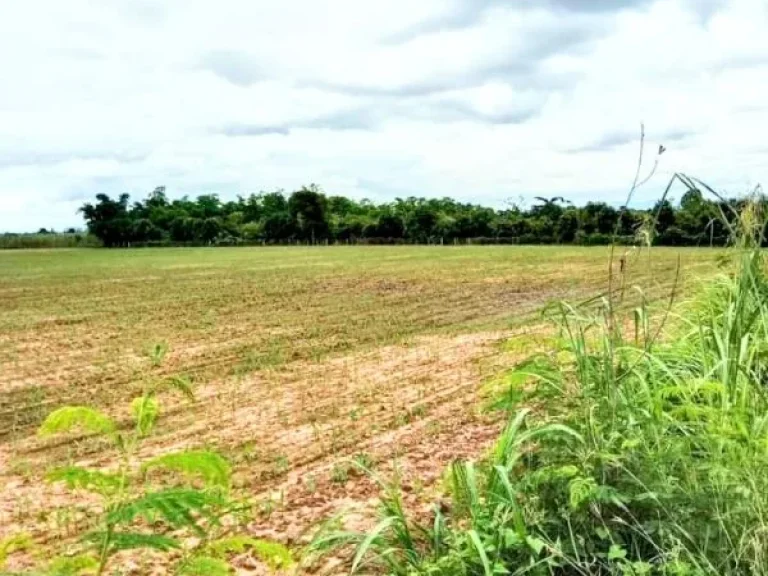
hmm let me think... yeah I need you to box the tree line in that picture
[78,184,735,248]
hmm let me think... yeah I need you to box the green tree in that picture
[75,183,728,248]
[199,217,223,243]
[555,211,579,243]
[79,193,132,247]
[288,185,329,243]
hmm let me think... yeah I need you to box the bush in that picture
[3,362,294,574]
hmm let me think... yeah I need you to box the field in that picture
[0,245,721,572]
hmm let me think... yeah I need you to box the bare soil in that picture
[0,326,549,573]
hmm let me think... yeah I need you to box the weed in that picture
[273,454,290,476]
[310,187,768,575]
[237,441,260,464]
[0,533,34,568]
[27,385,291,575]
[146,341,169,368]
[393,412,410,428]
[256,498,276,519]
[426,420,442,437]
[353,452,375,471]
[409,404,427,419]
[330,462,350,485]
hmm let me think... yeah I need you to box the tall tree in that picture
[288,185,329,243]
[79,193,132,247]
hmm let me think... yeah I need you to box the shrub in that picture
[10,378,294,575]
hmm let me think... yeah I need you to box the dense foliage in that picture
[78,185,736,247]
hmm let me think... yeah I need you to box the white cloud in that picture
[0,0,766,230]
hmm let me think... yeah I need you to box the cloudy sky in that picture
[1,0,766,231]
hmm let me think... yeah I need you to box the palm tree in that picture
[532,196,571,219]
[533,196,570,206]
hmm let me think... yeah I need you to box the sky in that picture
[0,0,767,232]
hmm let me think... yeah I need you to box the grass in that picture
[309,203,768,574]
[0,244,721,572]
[0,246,715,426]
